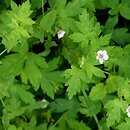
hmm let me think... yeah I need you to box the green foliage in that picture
[0,0,34,51]
[31,0,47,9]
[66,119,91,130]
[50,98,80,118]
[34,9,56,42]
[117,118,130,130]
[79,95,101,116]
[0,53,26,80]
[69,9,101,47]
[120,0,130,20]
[64,65,89,99]
[105,98,127,127]
[89,83,106,100]
[41,57,64,99]
[112,28,130,45]
[21,52,48,90]
[83,62,105,79]
[0,0,130,129]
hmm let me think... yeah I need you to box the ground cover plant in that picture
[0,0,130,129]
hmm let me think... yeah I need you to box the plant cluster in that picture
[0,0,130,130]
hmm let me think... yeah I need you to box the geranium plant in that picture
[0,0,130,130]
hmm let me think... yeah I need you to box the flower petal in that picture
[127,112,130,117]
[96,55,99,60]
[103,54,109,60]
[99,58,104,64]
[126,106,130,113]
[57,30,66,39]
[97,50,103,55]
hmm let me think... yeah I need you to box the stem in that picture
[49,112,66,130]
[82,90,102,130]
[42,0,44,15]
[103,71,110,75]
[82,89,89,102]
[0,98,6,108]
[0,49,6,56]
[94,115,102,130]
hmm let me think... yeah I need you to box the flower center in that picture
[99,54,104,59]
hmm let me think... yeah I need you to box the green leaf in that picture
[112,28,130,45]
[18,27,30,37]
[118,79,130,100]
[117,118,130,130]
[8,125,22,130]
[31,0,47,9]
[105,76,118,93]
[98,34,111,46]
[79,96,101,116]
[67,119,91,130]
[84,62,105,79]
[20,52,48,91]
[9,84,36,105]
[0,0,34,51]
[36,124,48,130]
[69,10,101,47]
[10,1,18,12]
[94,0,107,9]
[41,58,64,99]
[103,15,118,34]
[8,125,17,130]
[64,0,83,17]
[69,33,85,43]
[64,66,89,99]
[0,79,13,99]
[25,59,42,90]
[41,78,54,99]
[0,53,26,80]
[56,0,90,32]
[78,10,100,35]
[48,0,55,7]
[119,56,130,79]
[40,9,56,33]
[83,0,95,11]
[17,85,36,104]
[103,0,120,15]
[120,0,130,20]
[46,57,60,71]
[28,52,48,68]
[89,83,106,100]
[55,0,67,10]
[2,97,25,127]
[13,0,33,18]
[105,98,127,127]
[50,98,80,118]
[104,0,119,8]
[21,116,37,130]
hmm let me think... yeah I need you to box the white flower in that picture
[41,99,48,109]
[96,50,109,64]
[57,30,66,39]
[126,105,130,117]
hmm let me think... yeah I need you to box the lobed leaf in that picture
[89,83,106,100]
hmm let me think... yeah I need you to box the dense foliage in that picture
[0,0,130,129]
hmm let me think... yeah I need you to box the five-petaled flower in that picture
[126,105,130,117]
[57,30,66,39]
[96,50,109,64]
